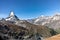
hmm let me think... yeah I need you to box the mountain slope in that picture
[0,20,57,39]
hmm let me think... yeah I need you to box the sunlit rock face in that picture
[5,11,19,21]
[9,11,15,17]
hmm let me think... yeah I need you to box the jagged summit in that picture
[9,11,15,17]
[5,11,19,21]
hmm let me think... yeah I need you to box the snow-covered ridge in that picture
[27,13,60,26]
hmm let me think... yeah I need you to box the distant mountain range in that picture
[27,14,60,30]
[0,11,60,40]
[4,11,60,30]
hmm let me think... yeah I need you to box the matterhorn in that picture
[6,11,19,21]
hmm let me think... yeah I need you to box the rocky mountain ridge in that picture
[27,13,60,30]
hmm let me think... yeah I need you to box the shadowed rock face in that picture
[0,36,3,40]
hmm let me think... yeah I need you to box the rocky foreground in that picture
[0,20,57,40]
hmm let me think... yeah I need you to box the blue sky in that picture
[0,0,60,19]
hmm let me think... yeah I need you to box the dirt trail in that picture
[45,34,60,40]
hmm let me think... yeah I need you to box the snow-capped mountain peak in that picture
[5,11,19,21]
[10,11,15,17]
[52,13,60,20]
